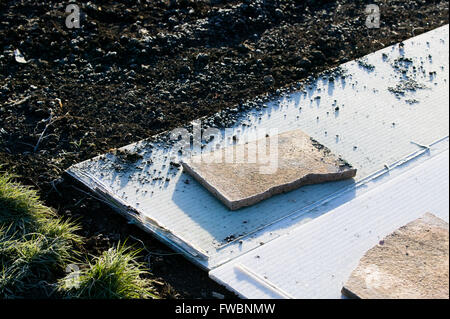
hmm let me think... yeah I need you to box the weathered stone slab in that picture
[342,213,449,299]
[182,129,357,210]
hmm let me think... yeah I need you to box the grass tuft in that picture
[59,242,159,299]
[1,172,159,299]
[0,173,81,239]
[0,172,81,298]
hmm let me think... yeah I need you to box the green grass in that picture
[0,172,82,298]
[0,173,81,239]
[0,172,159,299]
[59,242,159,299]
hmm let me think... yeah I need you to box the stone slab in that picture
[342,213,449,299]
[182,129,357,210]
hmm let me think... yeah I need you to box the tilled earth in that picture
[0,0,448,298]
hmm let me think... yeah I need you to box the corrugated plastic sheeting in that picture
[67,25,449,270]
[210,147,449,299]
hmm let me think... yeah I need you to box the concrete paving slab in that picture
[342,213,449,299]
[182,129,357,210]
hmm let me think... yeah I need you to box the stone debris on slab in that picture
[342,213,449,299]
[182,129,357,210]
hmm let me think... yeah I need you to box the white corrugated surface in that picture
[209,148,449,299]
[67,25,449,271]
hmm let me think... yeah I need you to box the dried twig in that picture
[8,95,31,106]
[70,185,113,207]
[50,179,62,197]
[34,113,53,152]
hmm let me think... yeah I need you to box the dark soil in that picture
[1,0,448,298]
